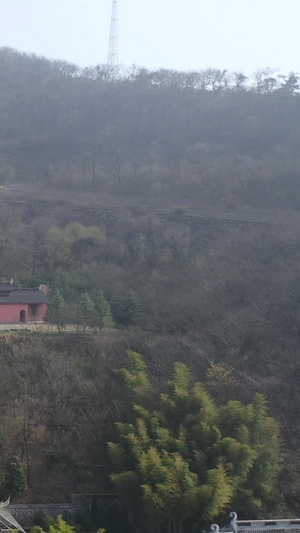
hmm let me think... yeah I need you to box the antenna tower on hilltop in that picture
[107,0,119,76]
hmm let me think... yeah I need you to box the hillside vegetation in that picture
[1,48,300,212]
[1,48,300,531]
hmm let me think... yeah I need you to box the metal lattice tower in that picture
[107,0,119,75]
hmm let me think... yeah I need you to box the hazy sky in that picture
[1,0,300,74]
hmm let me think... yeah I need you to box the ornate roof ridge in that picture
[0,498,10,508]
[211,513,300,533]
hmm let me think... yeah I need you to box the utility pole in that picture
[107,0,119,78]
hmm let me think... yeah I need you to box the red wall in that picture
[0,303,47,324]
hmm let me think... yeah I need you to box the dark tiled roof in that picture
[0,283,13,291]
[0,505,25,532]
[0,498,25,533]
[0,289,48,304]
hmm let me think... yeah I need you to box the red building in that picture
[0,280,48,324]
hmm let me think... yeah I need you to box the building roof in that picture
[0,283,13,291]
[0,287,48,305]
[0,498,25,532]
[211,513,300,533]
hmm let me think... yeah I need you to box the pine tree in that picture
[4,456,27,494]
[113,289,141,329]
[49,295,68,332]
[94,291,113,331]
[79,292,95,334]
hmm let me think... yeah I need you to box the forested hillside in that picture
[1,47,300,211]
[1,47,300,532]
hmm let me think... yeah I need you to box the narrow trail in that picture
[0,195,275,227]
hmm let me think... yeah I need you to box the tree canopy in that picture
[108,352,280,533]
[2,48,300,210]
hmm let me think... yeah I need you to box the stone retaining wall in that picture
[9,503,74,527]
[9,495,118,528]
